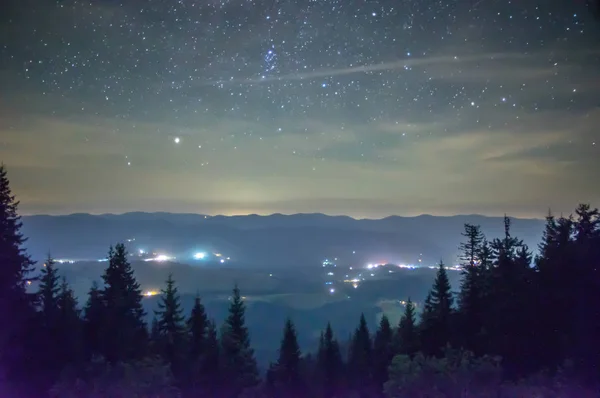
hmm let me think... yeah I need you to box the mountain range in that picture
[21,212,546,267]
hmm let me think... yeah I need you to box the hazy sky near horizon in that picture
[1,0,599,218]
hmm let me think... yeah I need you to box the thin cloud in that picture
[195,48,600,87]
[200,52,533,86]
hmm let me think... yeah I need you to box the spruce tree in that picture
[220,285,259,398]
[35,254,63,387]
[396,298,419,357]
[372,315,394,397]
[574,204,599,240]
[430,261,454,318]
[56,277,83,369]
[537,211,559,265]
[185,294,209,395]
[571,204,600,380]
[203,319,221,395]
[100,243,147,362]
[460,224,484,267]
[269,318,304,397]
[38,254,60,325]
[82,281,104,360]
[477,238,494,335]
[535,213,575,370]
[188,294,208,361]
[457,224,486,354]
[420,261,454,356]
[487,216,536,376]
[316,323,344,398]
[419,291,434,354]
[0,165,36,293]
[348,313,373,397]
[155,274,186,372]
[0,164,38,395]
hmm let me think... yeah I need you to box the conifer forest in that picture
[1,164,599,397]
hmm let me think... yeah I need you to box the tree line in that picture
[1,163,599,397]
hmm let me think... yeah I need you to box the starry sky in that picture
[1,0,599,218]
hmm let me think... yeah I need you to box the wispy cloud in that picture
[201,52,533,86]
[199,49,600,87]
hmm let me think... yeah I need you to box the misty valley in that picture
[48,257,463,368]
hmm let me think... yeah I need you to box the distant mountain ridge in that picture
[21,212,546,268]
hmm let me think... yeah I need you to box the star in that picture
[0,0,597,217]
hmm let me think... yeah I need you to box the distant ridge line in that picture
[22,211,544,221]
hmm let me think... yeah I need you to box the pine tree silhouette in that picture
[372,315,394,398]
[348,313,373,397]
[396,298,419,357]
[82,281,104,360]
[420,261,453,356]
[188,294,208,361]
[38,254,60,325]
[487,216,535,377]
[316,323,344,398]
[56,277,83,369]
[0,164,39,395]
[268,318,304,398]
[100,243,147,363]
[203,319,221,396]
[155,273,186,374]
[185,293,209,394]
[535,212,574,370]
[37,254,63,390]
[220,285,259,398]
[571,204,600,381]
[457,224,486,354]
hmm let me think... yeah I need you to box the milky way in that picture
[0,0,599,217]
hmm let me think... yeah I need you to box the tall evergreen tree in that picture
[82,281,104,360]
[188,294,208,361]
[220,285,259,398]
[457,224,486,354]
[347,313,373,398]
[185,294,210,395]
[460,224,485,268]
[0,164,39,395]
[396,298,419,357]
[38,254,60,325]
[56,277,83,369]
[372,315,394,397]
[430,261,454,316]
[155,274,186,372]
[203,319,221,396]
[571,204,600,380]
[36,254,63,390]
[100,243,147,363]
[316,323,344,398]
[268,318,304,398]
[477,237,494,339]
[486,216,535,376]
[534,211,566,368]
[538,213,578,371]
[420,261,454,356]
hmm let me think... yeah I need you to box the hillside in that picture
[21,212,545,267]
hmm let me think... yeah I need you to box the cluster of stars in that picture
[0,0,598,197]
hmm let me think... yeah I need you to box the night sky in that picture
[1,0,599,218]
